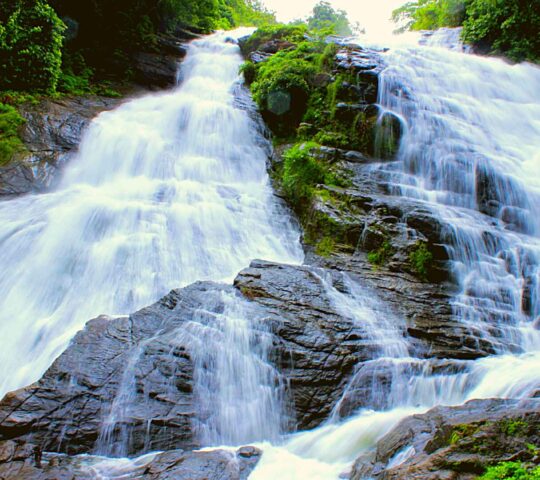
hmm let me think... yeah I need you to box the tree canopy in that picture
[307,1,353,36]
[392,0,540,62]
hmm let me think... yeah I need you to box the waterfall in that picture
[1,26,539,480]
[249,32,540,479]
[0,31,303,397]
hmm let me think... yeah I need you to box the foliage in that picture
[409,241,433,280]
[500,419,529,437]
[392,0,540,62]
[0,0,66,92]
[0,103,26,165]
[368,241,394,267]
[478,462,540,480]
[315,236,336,257]
[240,23,308,55]
[462,0,540,62]
[249,41,323,135]
[307,1,353,36]
[281,142,343,207]
[391,0,465,32]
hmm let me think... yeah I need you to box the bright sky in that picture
[260,0,406,39]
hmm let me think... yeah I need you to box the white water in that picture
[0,31,302,396]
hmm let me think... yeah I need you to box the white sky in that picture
[260,0,406,38]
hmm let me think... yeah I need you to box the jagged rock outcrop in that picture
[0,261,382,457]
[0,96,123,196]
[351,398,540,480]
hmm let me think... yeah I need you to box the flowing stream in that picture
[0,27,539,480]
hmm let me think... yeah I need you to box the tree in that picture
[307,1,353,36]
[462,0,540,62]
[391,0,465,32]
[0,0,66,92]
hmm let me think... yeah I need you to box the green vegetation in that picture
[500,419,529,437]
[0,0,272,166]
[392,0,465,32]
[462,0,540,62]
[315,236,336,257]
[0,103,26,166]
[409,241,433,280]
[368,241,394,267]
[392,0,540,62]
[478,462,540,480]
[0,0,66,92]
[449,423,480,445]
[281,142,345,207]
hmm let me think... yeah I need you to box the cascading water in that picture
[1,25,539,480]
[249,31,540,479]
[0,31,303,397]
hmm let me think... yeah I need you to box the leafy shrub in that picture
[282,142,343,206]
[368,241,394,267]
[409,241,433,280]
[250,43,322,135]
[0,0,66,92]
[0,103,26,165]
[315,236,336,257]
[478,462,540,480]
[392,0,540,62]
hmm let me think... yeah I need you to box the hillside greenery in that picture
[392,0,540,62]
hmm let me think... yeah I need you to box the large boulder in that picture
[351,398,540,480]
[0,261,379,456]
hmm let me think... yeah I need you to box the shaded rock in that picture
[132,52,180,89]
[351,398,540,480]
[0,96,123,196]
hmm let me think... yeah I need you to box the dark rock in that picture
[0,96,123,196]
[351,398,540,480]
[132,52,180,88]
[0,261,383,455]
[258,39,295,54]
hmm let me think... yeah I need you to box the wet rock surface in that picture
[0,261,378,456]
[0,442,261,479]
[0,96,123,196]
[351,398,540,480]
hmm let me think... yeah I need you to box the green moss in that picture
[315,236,336,257]
[501,419,529,437]
[449,423,480,445]
[368,241,394,267]
[478,462,540,480]
[409,242,433,281]
[0,102,26,166]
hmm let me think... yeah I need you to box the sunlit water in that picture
[1,27,540,480]
[0,30,302,396]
